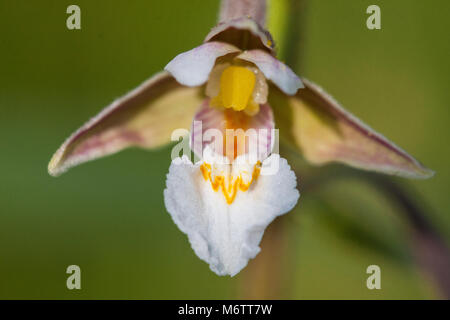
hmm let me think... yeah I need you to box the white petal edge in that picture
[164,42,241,87]
[163,154,300,276]
[237,49,304,95]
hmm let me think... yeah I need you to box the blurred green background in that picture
[0,0,449,299]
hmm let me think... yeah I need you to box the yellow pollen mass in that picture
[212,66,256,112]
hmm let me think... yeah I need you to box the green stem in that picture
[279,0,307,71]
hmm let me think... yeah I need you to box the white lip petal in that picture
[164,42,241,87]
[237,49,304,95]
[163,155,300,276]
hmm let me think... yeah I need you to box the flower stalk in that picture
[219,0,267,26]
[301,166,450,298]
[238,217,291,299]
[234,0,306,299]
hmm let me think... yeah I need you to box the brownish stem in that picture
[237,0,305,300]
[301,166,450,298]
[363,174,450,298]
[237,217,291,299]
[219,0,267,26]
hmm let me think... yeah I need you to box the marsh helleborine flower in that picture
[48,0,433,276]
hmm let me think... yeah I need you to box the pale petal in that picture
[270,79,434,179]
[219,0,267,27]
[237,49,303,95]
[250,66,269,105]
[191,100,275,161]
[48,71,203,176]
[205,17,274,53]
[205,62,231,98]
[164,42,240,87]
[163,155,299,276]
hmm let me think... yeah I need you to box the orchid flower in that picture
[48,0,433,276]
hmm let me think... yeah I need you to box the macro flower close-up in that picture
[48,0,432,277]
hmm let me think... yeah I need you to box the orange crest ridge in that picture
[200,161,261,204]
